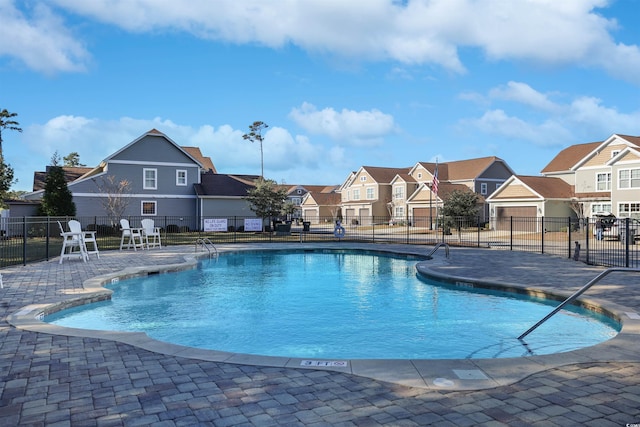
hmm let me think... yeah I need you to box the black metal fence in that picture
[1,215,638,268]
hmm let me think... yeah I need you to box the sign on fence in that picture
[203,218,228,232]
[244,218,263,232]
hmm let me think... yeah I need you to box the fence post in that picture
[586,217,590,265]
[567,217,572,259]
[372,217,375,243]
[624,217,630,268]
[541,216,545,254]
[510,216,513,251]
[22,216,27,266]
[477,215,481,247]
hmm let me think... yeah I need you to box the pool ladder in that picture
[518,267,640,340]
[427,242,450,258]
[195,238,218,258]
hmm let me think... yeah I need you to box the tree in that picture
[63,152,85,167]
[0,109,20,204]
[0,156,15,208]
[0,108,22,157]
[440,189,479,238]
[93,175,132,226]
[244,178,288,231]
[242,121,268,178]
[38,154,76,216]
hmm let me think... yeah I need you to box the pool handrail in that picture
[518,267,640,340]
[427,242,450,258]
[195,238,218,258]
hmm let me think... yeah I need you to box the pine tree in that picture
[38,154,76,216]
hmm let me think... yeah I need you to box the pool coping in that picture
[7,245,640,391]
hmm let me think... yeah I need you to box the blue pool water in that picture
[46,250,620,359]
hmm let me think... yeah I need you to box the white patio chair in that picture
[119,218,144,251]
[69,220,99,259]
[59,220,88,264]
[141,218,162,249]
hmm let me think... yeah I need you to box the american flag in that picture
[431,161,439,195]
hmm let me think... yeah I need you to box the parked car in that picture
[593,212,639,242]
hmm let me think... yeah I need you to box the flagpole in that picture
[433,159,439,232]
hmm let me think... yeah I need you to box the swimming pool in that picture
[46,250,620,359]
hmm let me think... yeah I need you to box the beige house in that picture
[486,175,574,231]
[340,166,411,225]
[391,157,514,226]
[487,133,640,227]
[338,157,513,226]
[300,191,342,224]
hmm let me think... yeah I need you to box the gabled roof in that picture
[361,166,412,183]
[390,173,416,184]
[414,156,510,181]
[194,172,259,197]
[445,156,511,180]
[488,175,573,200]
[516,176,573,198]
[305,191,341,206]
[542,134,640,174]
[103,129,204,168]
[182,147,216,173]
[541,141,602,174]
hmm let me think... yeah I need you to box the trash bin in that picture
[302,221,310,232]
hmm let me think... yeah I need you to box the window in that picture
[366,188,375,199]
[360,176,367,182]
[394,206,404,217]
[596,172,611,191]
[393,186,404,199]
[417,173,422,179]
[496,183,501,190]
[591,203,612,214]
[611,150,620,158]
[141,201,157,216]
[176,170,187,186]
[144,168,157,190]
[291,197,301,205]
[353,189,360,200]
[480,183,488,195]
[619,168,640,189]
[619,202,640,219]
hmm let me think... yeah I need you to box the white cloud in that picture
[489,82,561,113]
[12,115,340,191]
[3,0,638,81]
[289,102,396,146]
[459,81,640,147]
[0,1,89,73]
[462,109,573,146]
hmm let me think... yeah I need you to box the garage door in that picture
[359,209,371,226]
[412,207,436,228]
[495,207,537,231]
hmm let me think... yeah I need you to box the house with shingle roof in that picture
[487,133,640,229]
[300,190,342,224]
[340,166,412,225]
[338,157,513,226]
[486,175,574,231]
[19,129,339,232]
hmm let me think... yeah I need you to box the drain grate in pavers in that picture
[453,369,489,380]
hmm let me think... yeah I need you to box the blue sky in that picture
[2,0,640,192]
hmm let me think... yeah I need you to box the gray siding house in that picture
[21,129,261,229]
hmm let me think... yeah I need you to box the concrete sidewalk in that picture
[1,243,640,426]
